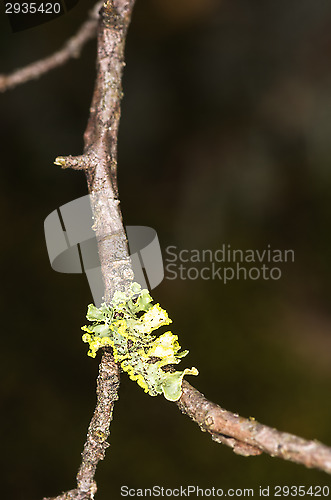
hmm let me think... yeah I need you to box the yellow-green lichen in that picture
[81,282,198,401]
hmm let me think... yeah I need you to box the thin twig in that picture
[43,1,136,499]
[177,381,331,474]
[0,1,103,93]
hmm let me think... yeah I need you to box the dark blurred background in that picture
[1,0,331,498]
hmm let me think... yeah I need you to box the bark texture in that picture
[44,1,136,499]
[178,381,331,473]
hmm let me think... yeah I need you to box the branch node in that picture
[54,155,89,171]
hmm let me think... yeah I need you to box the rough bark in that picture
[44,2,136,499]
[178,381,331,473]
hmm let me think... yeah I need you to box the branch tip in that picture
[54,155,88,170]
[54,156,66,167]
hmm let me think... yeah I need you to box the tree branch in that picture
[44,1,136,499]
[0,1,103,93]
[76,348,120,493]
[177,381,331,474]
[42,0,331,497]
[56,0,136,303]
[43,350,120,500]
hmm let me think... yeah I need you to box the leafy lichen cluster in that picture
[81,283,198,401]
